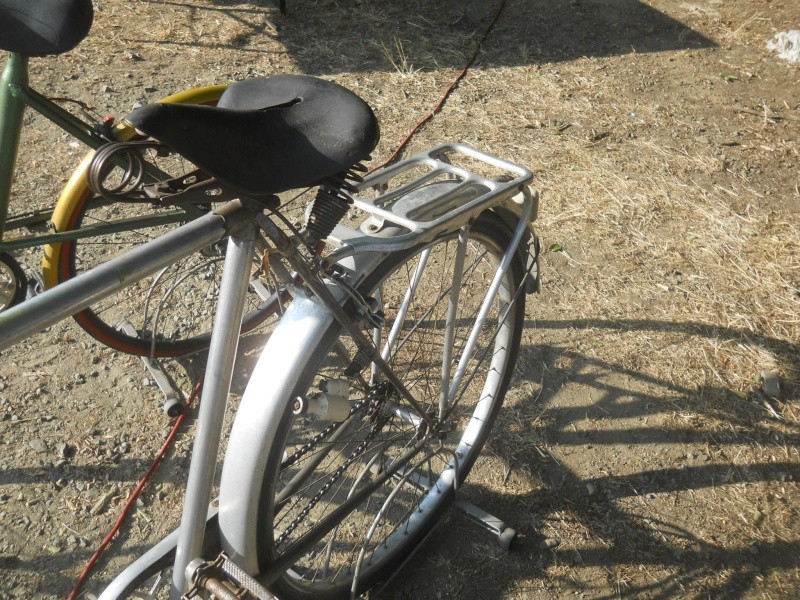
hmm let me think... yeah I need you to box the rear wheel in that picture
[257,213,526,599]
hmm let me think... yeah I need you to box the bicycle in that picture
[0,70,540,599]
[0,0,282,357]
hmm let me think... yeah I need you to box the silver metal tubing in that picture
[171,228,257,598]
[440,225,469,417]
[0,208,234,350]
[380,247,430,362]
[447,195,533,403]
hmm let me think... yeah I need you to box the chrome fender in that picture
[218,295,334,574]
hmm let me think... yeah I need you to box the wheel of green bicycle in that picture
[255,212,526,599]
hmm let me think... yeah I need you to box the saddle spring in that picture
[303,161,368,250]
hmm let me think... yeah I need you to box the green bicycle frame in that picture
[0,52,206,253]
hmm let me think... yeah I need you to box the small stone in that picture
[586,482,597,496]
[539,538,560,550]
[29,439,47,454]
[760,371,780,398]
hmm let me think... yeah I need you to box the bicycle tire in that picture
[111,555,174,599]
[256,212,526,599]
[53,189,280,357]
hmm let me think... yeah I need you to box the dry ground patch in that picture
[1,0,798,598]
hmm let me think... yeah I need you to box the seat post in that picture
[0,52,29,239]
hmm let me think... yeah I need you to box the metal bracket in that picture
[453,499,518,550]
[117,320,185,416]
[404,471,518,550]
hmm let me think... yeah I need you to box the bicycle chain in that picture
[275,382,393,547]
[281,381,388,471]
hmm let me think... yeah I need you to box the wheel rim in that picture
[262,222,523,596]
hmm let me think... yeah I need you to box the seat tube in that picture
[0,53,29,239]
[171,225,258,597]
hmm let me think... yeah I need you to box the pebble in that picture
[760,370,780,398]
[29,439,47,454]
[539,538,560,550]
[90,489,116,516]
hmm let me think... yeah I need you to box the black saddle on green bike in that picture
[125,74,381,197]
[0,0,93,56]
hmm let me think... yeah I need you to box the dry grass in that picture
[3,0,799,598]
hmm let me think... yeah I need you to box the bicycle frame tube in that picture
[0,202,248,349]
[1,205,203,251]
[171,228,257,597]
[0,54,28,239]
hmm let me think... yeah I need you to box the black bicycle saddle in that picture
[0,0,93,56]
[126,75,381,197]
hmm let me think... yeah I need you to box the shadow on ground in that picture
[381,318,799,599]
[137,0,715,74]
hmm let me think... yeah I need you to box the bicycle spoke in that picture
[380,247,431,362]
[440,226,469,416]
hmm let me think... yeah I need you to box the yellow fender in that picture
[41,84,228,289]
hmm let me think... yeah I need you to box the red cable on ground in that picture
[68,379,204,600]
[372,0,509,171]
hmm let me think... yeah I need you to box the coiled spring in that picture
[303,162,368,249]
[87,140,166,201]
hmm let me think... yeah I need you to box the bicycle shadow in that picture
[130,0,714,73]
[380,318,799,599]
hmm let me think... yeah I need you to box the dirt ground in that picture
[1,0,799,598]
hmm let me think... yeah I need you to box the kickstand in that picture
[117,321,186,417]
[453,498,518,550]
[402,470,518,550]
